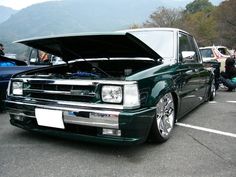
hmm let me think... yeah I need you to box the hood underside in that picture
[15,32,162,62]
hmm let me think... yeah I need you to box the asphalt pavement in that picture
[0,88,235,177]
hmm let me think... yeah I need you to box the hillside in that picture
[0,0,164,56]
[0,0,162,38]
[0,6,17,24]
[0,0,223,57]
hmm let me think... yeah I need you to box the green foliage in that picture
[142,0,227,47]
[180,11,218,46]
[185,0,214,14]
[179,0,219,46]
[215,0,236,48]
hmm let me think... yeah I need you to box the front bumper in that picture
[5,98,156,145]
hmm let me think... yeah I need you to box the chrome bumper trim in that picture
[64,111,118,129]
[7,101,120,129]
[9,112,35,118]
[6,98,124,110]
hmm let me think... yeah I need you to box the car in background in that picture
[0,49,63,111]
[4,53,17,59]
[5,28,216,145]
[199,46,232,72]
[0,56,29,111]
[199,46,232,61]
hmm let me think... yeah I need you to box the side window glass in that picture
[29,49,38,64]
[179,33,197,63]
[188,36,200,63]
[29,49,52,65]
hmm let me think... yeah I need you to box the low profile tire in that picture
[148,93,175,143]
[209,79,216,101]
[0,91,5,112]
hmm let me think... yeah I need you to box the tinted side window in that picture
[29,49,39,64]
[179,33,198,63]
[188,35,200,62]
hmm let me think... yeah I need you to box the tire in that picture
[209,79,216,101]
[0,91,5,112]
[148,93,175,143]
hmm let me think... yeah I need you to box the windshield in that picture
[200,49,214,58]
[130,30,175,59]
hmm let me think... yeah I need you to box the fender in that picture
[149,78,176,106]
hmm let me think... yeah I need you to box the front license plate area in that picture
[35,108,65,129]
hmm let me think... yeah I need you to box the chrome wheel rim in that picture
[156,93,175,138]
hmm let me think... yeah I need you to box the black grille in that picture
[23,82,97,102]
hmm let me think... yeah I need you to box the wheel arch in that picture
[149,79,178,106]
[147,78,180,122]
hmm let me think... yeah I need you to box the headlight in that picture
[101,84,140,109]
[12,81,23,95]
[101,85,122,103]
[124,84,140,109]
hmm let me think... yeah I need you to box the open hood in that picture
[15,32,162,62]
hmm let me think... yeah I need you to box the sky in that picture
[0,0,56,10]
[0,0,223,10]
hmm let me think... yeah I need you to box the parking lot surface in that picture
[0,88,235,177]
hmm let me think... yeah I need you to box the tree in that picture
[179,11,218,46]
[141,4,218,47]
[215,0,236,48]
[185,0,214,14]
[179,0,217,46]
[143,7,183,28]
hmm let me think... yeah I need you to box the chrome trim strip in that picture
[6,100,121,114]
[9,112,35,118]
[8,104,119,129]
[24,89,96,97]
[64,112,119,129]
[13,78,137,86]
[24,89,71,95]
[6,98,124,110]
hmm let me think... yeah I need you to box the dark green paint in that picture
[6,29,214,145]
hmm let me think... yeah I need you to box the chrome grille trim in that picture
[9,78,137,109]
[24,89,72,95]
[16,78,137,85]
[23,89,96,97]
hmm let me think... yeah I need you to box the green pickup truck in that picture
[5,28,215,145]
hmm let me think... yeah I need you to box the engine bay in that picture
[21,59,158,80]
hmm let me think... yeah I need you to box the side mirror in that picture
[181,51,196,62]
